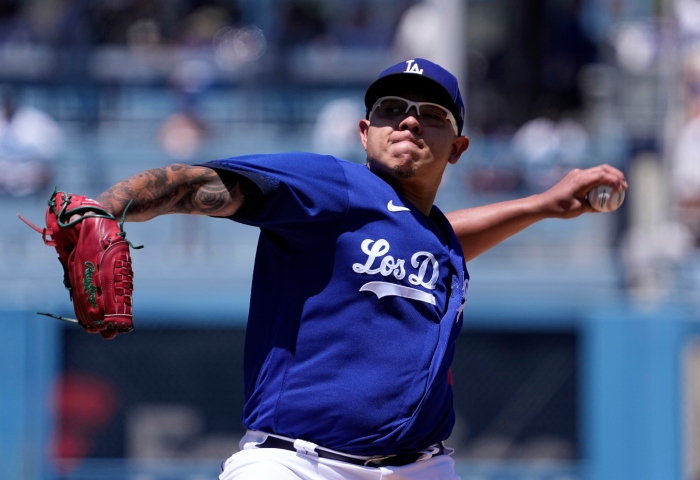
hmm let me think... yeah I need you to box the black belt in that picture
[256,435,444,467]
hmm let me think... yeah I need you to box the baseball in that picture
[587,185,625,212]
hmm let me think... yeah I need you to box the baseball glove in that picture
[19,189,141,339]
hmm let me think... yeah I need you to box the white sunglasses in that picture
[369,96,459,136]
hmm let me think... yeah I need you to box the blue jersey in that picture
[201,152,469,456]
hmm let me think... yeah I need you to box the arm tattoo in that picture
[96,164,245,221]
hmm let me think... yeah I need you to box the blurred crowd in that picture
[0,0,407,51]
[0,84,62,196]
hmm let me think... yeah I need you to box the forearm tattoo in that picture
[96,164,244,221]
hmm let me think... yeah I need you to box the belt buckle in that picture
[364,444,444,467]
[363,454,396,467]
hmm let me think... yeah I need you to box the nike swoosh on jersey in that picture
[387,200,410,212]
[360,281,436,305]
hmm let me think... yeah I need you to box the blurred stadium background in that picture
[1,0,700,479]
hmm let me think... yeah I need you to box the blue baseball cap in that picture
[364,58,465,135]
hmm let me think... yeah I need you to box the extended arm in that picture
[96,164,246,221]
[447,165,627,262]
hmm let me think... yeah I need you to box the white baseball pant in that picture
[219,430,460,480]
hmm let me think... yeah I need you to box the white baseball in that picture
[587,185,625,212]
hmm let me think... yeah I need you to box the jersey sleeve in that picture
[199,152,350,243]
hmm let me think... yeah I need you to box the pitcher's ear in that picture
[449,136,470,164]
[359,119,370,150]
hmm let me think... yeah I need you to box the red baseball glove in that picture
[19,190,141,339]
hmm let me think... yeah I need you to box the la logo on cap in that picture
[404,60,424,74]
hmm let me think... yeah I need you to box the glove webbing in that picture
[51,190,143,250]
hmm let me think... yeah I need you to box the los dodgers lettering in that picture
[352,238,439,303]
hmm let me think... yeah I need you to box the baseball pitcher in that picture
[23,58,627,479]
